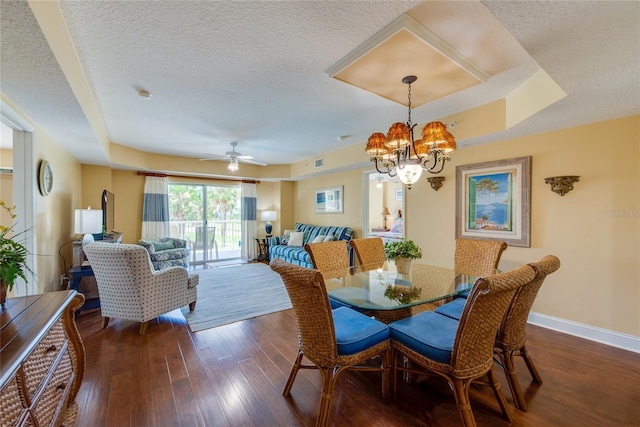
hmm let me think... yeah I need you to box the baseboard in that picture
[528,312,640,353]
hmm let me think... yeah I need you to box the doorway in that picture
[363,171,405,242]
[168,183,241,267]
[1,105,37,296]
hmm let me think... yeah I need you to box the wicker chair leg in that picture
[450,378,476,427]
[487,368,513,422]
[102,317,110,329]
[316,366,343,427]
[283,351,304,397]
[139,321,149,335]
[520,344,543,384]
[189,301,196,311]
[498,350,527,411]
[381,347,391,398]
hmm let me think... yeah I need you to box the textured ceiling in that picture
[1,1,638,176]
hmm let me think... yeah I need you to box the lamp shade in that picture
[260,210,277,222]
[75,208,103,247]
[74,208,103,234]
[381,207,391,216]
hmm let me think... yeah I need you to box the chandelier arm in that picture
[426,156,447,175]
[420,153,437,171]
[373,158,388,175]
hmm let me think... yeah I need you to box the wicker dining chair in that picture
[349,237,387,269]
[305,240,351,280]
[494,255,561,411]
[270,259,391,427]
[389,264,537,427]
[455,238,508,277]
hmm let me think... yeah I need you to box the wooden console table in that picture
[0,291,86,426]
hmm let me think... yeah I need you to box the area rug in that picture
[180,262,292,332]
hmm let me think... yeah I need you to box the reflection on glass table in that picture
[324,261,476,323]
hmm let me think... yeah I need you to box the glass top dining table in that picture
[323,260,477,323]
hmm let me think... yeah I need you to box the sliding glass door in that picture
[168,183,241,266]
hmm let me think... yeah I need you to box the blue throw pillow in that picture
[152,241,174,251]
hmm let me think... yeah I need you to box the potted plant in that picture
[384,238,422,274]
[0,200,33,307]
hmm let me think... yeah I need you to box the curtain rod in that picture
[136,171,260,184]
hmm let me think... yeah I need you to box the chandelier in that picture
[365,75,456,189]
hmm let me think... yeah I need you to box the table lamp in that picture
[381,207,391,230]
[261,210,277,237]
[75,207,103,247]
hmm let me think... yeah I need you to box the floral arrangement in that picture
[0,200,33,300]
[384,284,422,305]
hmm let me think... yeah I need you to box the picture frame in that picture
[455,156,531,247]
[395,189,403,201]
[315,186,343,214]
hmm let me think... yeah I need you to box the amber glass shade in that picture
[385,122,411,149]
[414,138,431,156]
[366,132,390,157]
[437,132,457,153]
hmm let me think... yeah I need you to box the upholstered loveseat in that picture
[138,237,190,270]
[267,223,354,268]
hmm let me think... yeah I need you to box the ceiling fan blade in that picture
[197,155,226,161]
[239,158,268,167]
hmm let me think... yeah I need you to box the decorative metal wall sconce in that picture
[427,176,445,191]
[544,176,580,196]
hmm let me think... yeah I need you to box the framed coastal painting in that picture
[455,156,531,247]
[315,186,343,213]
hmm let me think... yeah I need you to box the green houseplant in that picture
[0,200,33,307]
[384,238,422,274]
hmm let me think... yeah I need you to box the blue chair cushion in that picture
[389,311,459,364]
[330,297,349,310]
[455,289,470,299]
[332,306,389,355]
[434,297,466,321]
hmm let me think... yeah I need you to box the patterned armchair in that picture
[138,237,190,270]
[83,242,198,334]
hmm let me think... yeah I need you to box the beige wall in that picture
[34,130,83,293]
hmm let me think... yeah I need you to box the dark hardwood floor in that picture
[73,307,640,427]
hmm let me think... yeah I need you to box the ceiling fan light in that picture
[228,157,239,171]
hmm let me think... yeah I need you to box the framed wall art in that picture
[315,186,343,214]
[455,156,531,247]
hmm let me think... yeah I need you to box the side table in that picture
[255,238,269,263]
[68,265,101,312]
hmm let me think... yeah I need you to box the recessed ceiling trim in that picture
[326,14,490,83]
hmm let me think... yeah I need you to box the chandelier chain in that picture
[407,81,413,127]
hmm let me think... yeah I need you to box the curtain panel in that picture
[241,182,257,260]
[141,176,170,239]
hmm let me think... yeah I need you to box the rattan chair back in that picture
[305,240,350,279]
[270,258,391,426]
[270,259,338,365]
[349,237,387,269]
[454,238,508,277]
[451,264,536,375]
[494,255,560,411]
[498,255,560,351]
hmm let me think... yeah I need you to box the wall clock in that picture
[38,159,53,196]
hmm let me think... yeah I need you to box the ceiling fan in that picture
[198,141,267,169]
